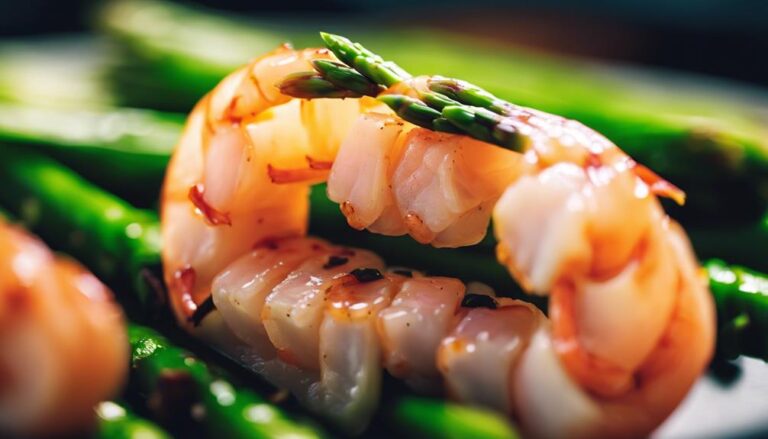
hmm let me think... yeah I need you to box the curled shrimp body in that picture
[0,219,127,436]
[162,46,369,329]
[162,45,714,437]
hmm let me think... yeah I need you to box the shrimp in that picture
[0,219,127,436]
[161,43,714,437]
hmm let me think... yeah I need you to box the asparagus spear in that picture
[0,144,162,306]
[706,260,768,361]
[390,398,519,439]
[0,143,520,438]
[127,324,326,439]
[0,37,114,108]
[96,0,287,111]
[95,401,172,439]
[689,217,768,272]
[0,103,182,206]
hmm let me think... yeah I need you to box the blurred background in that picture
[2,0,767,86]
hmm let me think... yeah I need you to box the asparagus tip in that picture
[376,94,404,108]
[319,31,345,50]
[278,71,364,99]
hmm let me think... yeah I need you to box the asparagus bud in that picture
[319,32,410,86]
[280,32,529,152]
[279,71,366,99]
[311,59,384,97]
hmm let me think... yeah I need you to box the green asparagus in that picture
[0,167,326,437]
[0,37,114,108]
[0,143,520,438]
[389,398,519,439]
[280,32,531,152]
[97,0,287,111]
[128,324,325,439]
[690,215,768,272]
[0,103,182,206]
[95,401,172,439]
[0,144,161,305]
[706,260,768,360]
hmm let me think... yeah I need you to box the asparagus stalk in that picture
[0,144,162,306]
[0,143,520,438]
[0,37,114,108]
[706,260,768,360]
[389,398,519,439]
[95,401,172,439]
[689,218,768,272]
[127,324,326,439]
[0,103,182,206]
[96,0,288,112]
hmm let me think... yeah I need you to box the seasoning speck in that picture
[350,268,384,283]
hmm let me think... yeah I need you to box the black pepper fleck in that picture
[350,268,384,283]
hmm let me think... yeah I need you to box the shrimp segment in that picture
[0,220,127,436]
[378,275,465,392]
[329,121,525,246]
[211,237,330,347]
[313,274,398,431]
[262,247,384,369]
[438,299,545,415]
[161,43,714,437]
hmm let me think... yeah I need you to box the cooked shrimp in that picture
[161,43,714,437]
[0,219,127,436]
